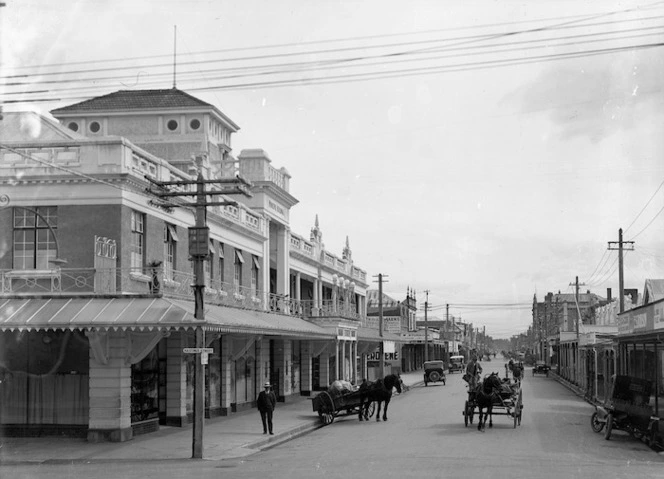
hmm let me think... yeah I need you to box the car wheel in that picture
[429,371,441,382]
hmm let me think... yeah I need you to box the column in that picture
[88,331,132,442]
[164,332,188,426]
[352,340,358,384]
[220,335,233,415]
[262,217,271,307]
[300,340,313,395]
[313,278,320,314]
[334,339,340,382]
[276,225,289,297]
[319,350,330,387]
[295,272,301,300]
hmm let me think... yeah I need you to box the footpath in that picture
[0,370,424,464]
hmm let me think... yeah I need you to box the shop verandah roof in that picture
[0,296,334,338]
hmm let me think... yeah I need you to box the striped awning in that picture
[0,297,197,331]
[168,299,334,338]
[0,296,336,338]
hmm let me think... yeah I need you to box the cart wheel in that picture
[464,401,469,427]
[604,413,613,440]
[429,371,441,382]
[367,401,376,418]
[319,392,335,426]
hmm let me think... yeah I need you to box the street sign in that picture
[183,347,214,354]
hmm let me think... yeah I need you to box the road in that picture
[3,362,664,479]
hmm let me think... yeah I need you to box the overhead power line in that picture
[7,24,663,94]
[5,40,663,106]
[624,178,664,234]
[8,6,664,75]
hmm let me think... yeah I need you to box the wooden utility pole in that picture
[608,228,634,313]
[424,290,430,362]
[146,155,252,459]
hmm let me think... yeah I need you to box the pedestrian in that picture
[464,353,483,390]
[257,381,277,435]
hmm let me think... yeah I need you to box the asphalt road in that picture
[3,363,664,479]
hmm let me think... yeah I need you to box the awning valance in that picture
[0,296,336,339]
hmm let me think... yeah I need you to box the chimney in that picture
[607,288,612,302]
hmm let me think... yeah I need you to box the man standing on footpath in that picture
[257,381,277,435]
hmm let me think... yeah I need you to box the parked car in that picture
[448,355,465,373]
[532,361,551,376]
[423,360,446,386]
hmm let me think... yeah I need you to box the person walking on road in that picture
[257,381,277,435]
[465,353,483,390]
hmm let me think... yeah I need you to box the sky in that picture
[2,1,663,338]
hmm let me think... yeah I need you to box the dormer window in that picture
[89,121,101,133]
[166,119,179,131]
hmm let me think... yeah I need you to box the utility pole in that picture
[146,155,252,459]
[373,273,388,378]
[424,290,430,362]
[608,228,635,313]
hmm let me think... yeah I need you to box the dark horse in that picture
[358,374,402,422]
[472,373,502,431]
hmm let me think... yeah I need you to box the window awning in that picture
[235,250,244,263]
[218,243,224,258]
[0,297,336,338]
[253,256,261,269]
[167,224,179,242]
[209,240,216,254]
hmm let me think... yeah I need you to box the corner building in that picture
[0,89,412,442]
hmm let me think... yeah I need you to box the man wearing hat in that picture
[257,381,277,435]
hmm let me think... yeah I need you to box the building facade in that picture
[0,90,412,442]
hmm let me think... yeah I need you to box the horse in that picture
[358,374,402,422]
[472,373,502,431]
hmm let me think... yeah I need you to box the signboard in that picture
[367,350,399,361]
[183,348,214,354]
[383,341,395,354]
[616,299,664,335]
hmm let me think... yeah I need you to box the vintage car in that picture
[423,360,446,386]
[532,362,551,376]
[448,355,465,373]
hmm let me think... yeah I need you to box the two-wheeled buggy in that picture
[464,373,523,428]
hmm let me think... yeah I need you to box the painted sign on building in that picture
[616,299,664,335]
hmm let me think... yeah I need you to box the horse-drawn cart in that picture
[311,382,375,425]
[590,375,661,448]
[464,373,523,429]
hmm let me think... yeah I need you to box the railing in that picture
[0,267,365,321]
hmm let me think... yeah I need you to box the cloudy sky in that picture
[2,1,663,338]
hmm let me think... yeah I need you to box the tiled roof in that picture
[51,88,214,113]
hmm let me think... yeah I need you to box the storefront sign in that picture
[617,299,664,335]
[367,350,399,361]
